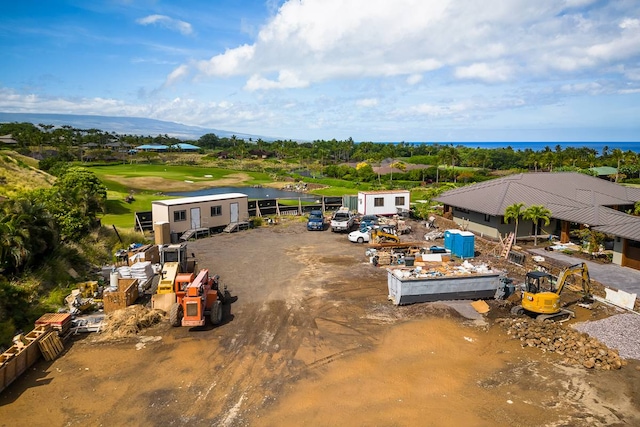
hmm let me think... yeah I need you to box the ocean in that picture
[385,141,640,153]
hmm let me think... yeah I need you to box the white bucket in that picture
[110,271,119,289]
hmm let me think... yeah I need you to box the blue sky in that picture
[1,0,640,142]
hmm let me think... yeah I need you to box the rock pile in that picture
[496,317,625,370]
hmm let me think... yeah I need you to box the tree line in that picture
[2,122,639,183]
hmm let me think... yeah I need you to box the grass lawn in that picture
[101,191,171,229]
[92,163,367,229]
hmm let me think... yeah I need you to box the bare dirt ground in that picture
[2,220,640,426]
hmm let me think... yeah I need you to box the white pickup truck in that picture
[330,207,355,232]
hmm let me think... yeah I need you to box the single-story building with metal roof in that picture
[435,172,640,270]
[152,193,249,239]
[135,144,169,152]
[170,143,201,151]
[589,166,619,180]
[357,190,410,216]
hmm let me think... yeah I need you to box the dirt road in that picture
[1,220,639,426]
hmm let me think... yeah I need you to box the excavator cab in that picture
[524,271,556,294]
[514,262,592,321]
[521,271,561,315]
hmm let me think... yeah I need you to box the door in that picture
[190,207,201,229]
[230,203,239,223]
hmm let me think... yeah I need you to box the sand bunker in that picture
[105,172,252,192]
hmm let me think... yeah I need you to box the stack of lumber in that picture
[35,313,72,337]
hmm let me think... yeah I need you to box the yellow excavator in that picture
[511,262,593,321]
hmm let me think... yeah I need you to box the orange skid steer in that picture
[169,269,226,327]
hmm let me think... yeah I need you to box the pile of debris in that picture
[390,260,497,280]
[496,317,625,370]
[95,305,163,341]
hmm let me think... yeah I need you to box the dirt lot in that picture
[2,219,640,426]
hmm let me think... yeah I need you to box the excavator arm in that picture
[555,262,592,299]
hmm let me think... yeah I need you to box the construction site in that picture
[1,214,640,426]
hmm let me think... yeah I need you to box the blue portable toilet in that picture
[454,231,475,258]
[444,229,460,250]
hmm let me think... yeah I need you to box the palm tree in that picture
[504,203,525,244]
[625,150,639,178]
[0,213,31,273]
[523,205,552,246]
[611,148,624,182]
[541,151,555,172]
[527,153,539,172]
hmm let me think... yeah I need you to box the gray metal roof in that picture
[436,172,640,240]
[594,219,640,241]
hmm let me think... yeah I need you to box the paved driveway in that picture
[529,248,640,295]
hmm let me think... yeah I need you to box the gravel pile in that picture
[572,313,640,361]
[496,317,624,370]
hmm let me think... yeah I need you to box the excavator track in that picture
[535,309,575,322]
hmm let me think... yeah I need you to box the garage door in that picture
[623,239,640,270]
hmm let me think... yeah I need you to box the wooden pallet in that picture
[38,331,64,361]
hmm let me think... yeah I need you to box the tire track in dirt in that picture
[190,227,395,424]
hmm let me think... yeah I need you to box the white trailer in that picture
[152,193,249,237]
[357,190,410,216]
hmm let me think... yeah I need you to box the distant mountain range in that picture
[0,112,272,141]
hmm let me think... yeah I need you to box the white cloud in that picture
[136,14,193,35]
[196,44,255,77]
[560,81,605,95]
[454,63,513,83]
[244,70,309,91]
[406,74,423,85]
[165,64,190,86]
[179,0,640,92]
[0,88,273,131]
[619,18,640,30]
[356,98,378,107]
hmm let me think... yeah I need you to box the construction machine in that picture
[159,242,197,275]
[153,243,199,311]
[511,262,593,321]
[371,225,400,243]
[169,269,226,327]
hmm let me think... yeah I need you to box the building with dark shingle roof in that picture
[435,172,640,270]
[0,134,18,146]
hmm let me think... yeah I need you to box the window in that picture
[374,197,384,207]
[484,214,491,222]
[211,205,222,216]
[173,210,186,222]
[395,196,405,206]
